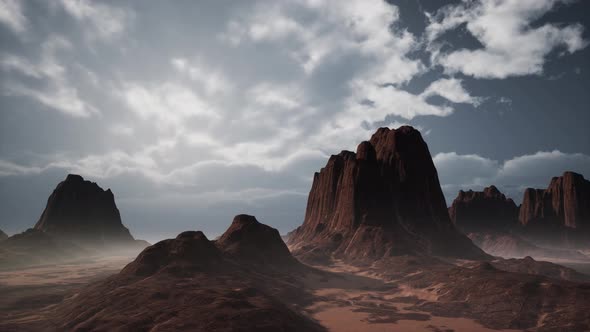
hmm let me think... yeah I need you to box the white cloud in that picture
[121,82,219,132]
[0,36,98,117]
[0,0,26,35]
[59,0,131,40]
[223,0,422,80]
[171,57,233,95]
[426,0,588,79]
[421,78,483,106]
[248,83,302,110]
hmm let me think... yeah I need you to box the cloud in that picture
[121,82,219,133]
[0,0,27,35]
[59,0,131,41]
[421,78,483,106]
[426,0,588,79]
[223,0,422,80]
[171,58,233,96]
[0,36,98,117]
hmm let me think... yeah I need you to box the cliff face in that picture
[34,174,135,246]
[518,172,590,244]
[449,186,519,232]
[289,126,486,261]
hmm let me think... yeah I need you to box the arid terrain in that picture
[2,127,590,331]
[2,248,590,331]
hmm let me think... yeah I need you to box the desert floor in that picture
[2,256,590,331]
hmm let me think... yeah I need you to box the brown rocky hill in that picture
[34,174,140,247]
[18,215,322,332]
[216,214,300,267]
[519,171,590,246]
[288,126,487,262]
[449,186,518,232]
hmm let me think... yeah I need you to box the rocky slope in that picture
[288,126,486,262]
[34,174,141,247]
[519,171,590,246]
[449,186,518,232]
[11,215,322,331]
[216,214,300,268]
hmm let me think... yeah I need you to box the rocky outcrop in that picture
[449,186,518,232]
[289,126,487,262]
[518,172,590,245]
[0,229,7,241]
[120,231,225,277]
[40,215,322,332]
[216,214,298,267]
[34,174,136,246]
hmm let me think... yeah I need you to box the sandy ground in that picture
[0,255,134,323]
[1,255,587,331]
[304,261,523,332]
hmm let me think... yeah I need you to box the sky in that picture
[0,0,589,243]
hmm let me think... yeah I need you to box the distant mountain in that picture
[288,126,487,263]
[448,179,590,258]
[0,228,88,268]
[449,186,518,232]
[519,171,590,246]
[34,174,141,247]
[0,174,148,269]
[41,215,321,331]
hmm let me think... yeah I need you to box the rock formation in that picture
[0,229,7,241]
[449,186,518,232]
[289,126,487,262]
[34,174,137,246]
[37,215,322,332]
[216,214,298,267]
[518,171,590,245]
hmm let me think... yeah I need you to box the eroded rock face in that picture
[289,126,486,262]
[518,172,590,245]
[449,186,519,232]
[34,174,135,246]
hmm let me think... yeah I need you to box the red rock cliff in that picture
[519,172,590,234]
[289,126,486,261]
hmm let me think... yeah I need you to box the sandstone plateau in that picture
[288,126,486,262]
